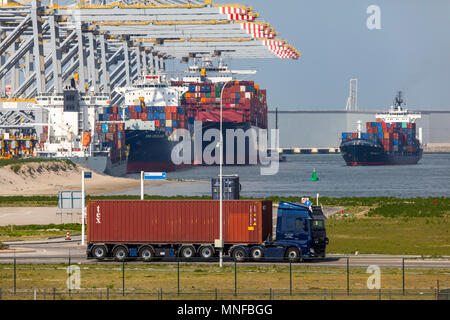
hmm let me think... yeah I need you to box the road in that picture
[1,237,449,269]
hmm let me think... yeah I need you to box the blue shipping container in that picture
[102,124,109,133]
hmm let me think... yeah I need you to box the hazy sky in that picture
[222,0,450,110]
[51,0,450,110]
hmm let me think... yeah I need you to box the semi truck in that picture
[86,199,328,262]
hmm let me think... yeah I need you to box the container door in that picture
[227,212,250,243]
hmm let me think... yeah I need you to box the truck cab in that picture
[274,201,328,259]
[229,201,329,262]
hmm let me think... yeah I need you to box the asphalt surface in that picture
[1,236,449,269]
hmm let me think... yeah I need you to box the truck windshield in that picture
[311,220,325,230]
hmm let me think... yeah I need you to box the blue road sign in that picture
[144,172,167,180]
[84,172,92,179]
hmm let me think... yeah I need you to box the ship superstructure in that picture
[35,89,127,176]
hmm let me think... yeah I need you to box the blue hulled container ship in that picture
[340,92,423,166]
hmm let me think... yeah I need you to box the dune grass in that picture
[0,158,76,169]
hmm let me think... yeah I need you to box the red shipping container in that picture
[87,200,273,245]
[155,120,160,127]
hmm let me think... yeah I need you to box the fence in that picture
[0,255,448,300]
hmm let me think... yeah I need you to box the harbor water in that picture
[108,154,450,198]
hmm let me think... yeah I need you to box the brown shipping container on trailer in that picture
[87,200,273,245]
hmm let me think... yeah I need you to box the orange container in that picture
[87,200,273,245]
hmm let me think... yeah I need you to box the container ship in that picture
[116,61,268,173]
[340,91,423,166]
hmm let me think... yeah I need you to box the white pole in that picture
[316,193,319,206]
[141,171,144,200]
[81,170,85,246]
[219,80,232,268]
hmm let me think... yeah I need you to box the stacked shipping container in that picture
[96,106,127,161]
[124,103,187,135]
[181,81,268,129]
[342,121,419,153]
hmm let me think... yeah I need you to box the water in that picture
[110,154,450,198]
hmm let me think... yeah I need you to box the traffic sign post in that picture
[140,172,167,200]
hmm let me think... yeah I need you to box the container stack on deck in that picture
[181,81,268,129]
[342,121,419,153]
[96,106,127,161]
[124,104,187,135]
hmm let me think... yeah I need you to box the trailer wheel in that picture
[199,246,214,259]
[180,245,195,259]
[285,247,301,262]
[231,247,247,262]
[113,246,128,262]
[250,247,264,261]
[92,245,107,260]
[138,246,155,262]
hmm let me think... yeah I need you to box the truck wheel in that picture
[199,246,214,259]
[250,247,264,261]
[138,246,155,262]
[113,246,128,262]
[231,247,247,262]
[285,247,301,262]
[92,245,107,260]
[180,245,195,259]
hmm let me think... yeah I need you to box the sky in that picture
[47,0,450,111]
[220,0,450,111]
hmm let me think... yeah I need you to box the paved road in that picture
[1,237,449,269]
[0,207,80,226]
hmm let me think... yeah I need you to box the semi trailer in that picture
[86,199,328,262]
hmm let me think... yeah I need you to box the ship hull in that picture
[340,139,422,166]
[125,130,191,173]
[197,122,263,166]
[125,122,266,172]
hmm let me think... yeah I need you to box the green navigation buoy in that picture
[310,168,319,181]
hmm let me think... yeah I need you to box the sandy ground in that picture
[0,162,171,196]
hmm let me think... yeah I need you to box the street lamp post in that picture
[219,80,233,268]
